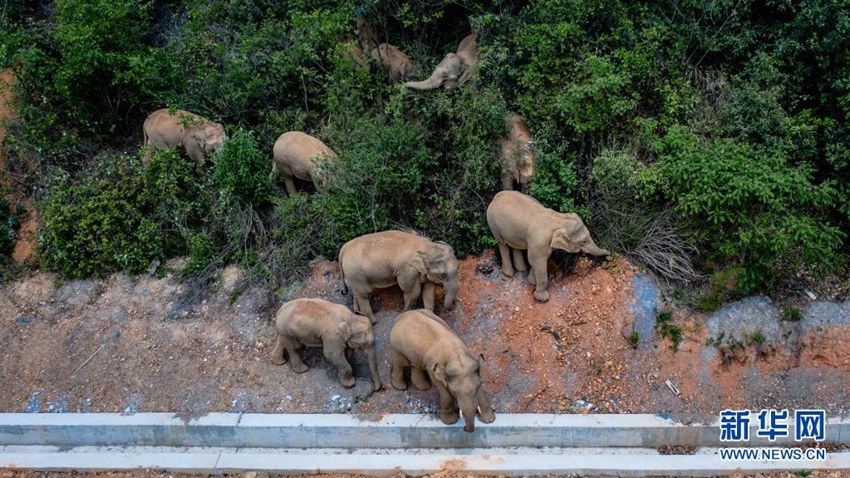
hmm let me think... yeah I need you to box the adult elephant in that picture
[404,34,478,90]
[486,191,611,302]
[338,230,460,323]
[142,108,225,164]
[269,131,337,195]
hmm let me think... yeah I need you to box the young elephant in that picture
[271,298,381,392]
[269,131,337,195]
[338,230,459,323]
[486,191,612,302]
[498,113,535,192]
[390,309,495,432]
[142,108,225,165]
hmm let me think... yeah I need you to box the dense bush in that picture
[3,0,849,296]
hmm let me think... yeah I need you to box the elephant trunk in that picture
[582,239,612,260]
[458,397,478,433]
[404,72,443,90]
[365,345,381,391]
[443,278,458,310]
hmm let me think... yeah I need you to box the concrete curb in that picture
[0,447,848,476]
[0,413,847,448]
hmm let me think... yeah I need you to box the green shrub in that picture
[212,128,273,206]
[39,150,207,278]
[652,126,845,290]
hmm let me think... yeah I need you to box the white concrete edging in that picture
[0,413,847,449]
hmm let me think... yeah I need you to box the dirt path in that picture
[1,253,848,422]
[0,69,37,264]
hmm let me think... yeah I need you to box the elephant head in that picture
[405,52,464,90]
[431,353,494,432]
[411,241,460,310]
[404,34,478,91]
[550,213,612,259]
[339,314,381,391]
[194,122,226,154]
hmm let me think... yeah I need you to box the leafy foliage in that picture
[3,0,849,297]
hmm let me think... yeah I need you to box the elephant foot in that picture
[372,380,383,392]
[391,376,408,391]
[411,376,432,392]
[339,375,356,388]
[533,289,550,302]
[440,409,460,425]
[501,267,515,278]
[478,408,496,424]
[270,356,287,366]
[292,363,309,374]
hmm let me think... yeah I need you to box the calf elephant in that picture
[486,191,611,302]
[371,43,416,83]
[271,298,381,391]
[390,309,495,432]
[499,113,536,192]
[142,108,225,164]
[339,230,459,323]
[405,34,478,90]
[269,131,337,195]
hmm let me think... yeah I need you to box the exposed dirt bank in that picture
[2,251,848,423]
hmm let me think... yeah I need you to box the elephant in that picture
[486,190,612,302]
[269,131,337,195]
[338,230,459,323]
[341,38,370,71]
[271,298,382,392]
[390,309,495,432]
[404,34,478,90]
[142,108,225,165]
[370,43,416,83]
[499,113,536,192]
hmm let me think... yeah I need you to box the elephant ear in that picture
[431,362,448,387]
[337,321,353,341]
[550,220,582,252]
[408,251,429,277]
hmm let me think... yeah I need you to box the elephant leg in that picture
[281,336,308,373]
[411,367,432,391]
[501,172,513,191]
[184,141,205,164]
[402,281,422,311]
[421,282,436,311]
[390,350,409,391]
[270,333,288,365]
[497,243,515,277]
[354,292,376,324]
[325,341,355,388]
[476,388,496,423]
[512,248,528,272]
[433,379,459,425]
[283,175,298,196]
[528,248,551,302]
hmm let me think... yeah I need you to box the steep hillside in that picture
[2,253,847,422]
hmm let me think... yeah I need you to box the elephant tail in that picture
[338,254,349,296]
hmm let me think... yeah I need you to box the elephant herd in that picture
[137,27,612,432]
[270,193,609,433]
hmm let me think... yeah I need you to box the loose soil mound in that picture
[1,253,848,422]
